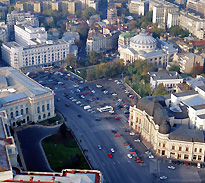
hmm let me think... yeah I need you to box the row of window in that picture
[10,107,28,118]
[24,45,67,54]
[37,104,49,113]
[132,44,156,49]
[38,112,50,120]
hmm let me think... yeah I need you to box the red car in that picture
[135,157,142,161]
[115,134,121,137]
[65,103,69,107]
[104,117,109,119]
[49,86,52,89]
[93,97,98,101]
[88,91,91,94]
[74,81,79,85]
[81,93,86,96]
[115,116,121,120]
[57,98,60,101]
[108,153,112,158]
[131,97,135,99]
[136,160,143,163]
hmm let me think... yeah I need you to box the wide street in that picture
[24,69,202,183]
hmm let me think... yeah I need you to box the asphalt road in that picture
[25,70,202,183]
[17,126,59,172]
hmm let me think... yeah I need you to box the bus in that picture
[97,106,113,113]
[42,66,53,72]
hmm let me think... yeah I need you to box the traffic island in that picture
[41,123,90,172]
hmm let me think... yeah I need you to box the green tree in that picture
[152,83,168,96]
[85,7,95,17]
[169,25,189,37]
[65,53,76,68]
[59,123,68,138]
[129,20,137,30]
[77,22,89,38]
[169,64,180,72]
[152,28,162,38]
[89,50,98,65]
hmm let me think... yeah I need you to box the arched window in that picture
[37,106,40,113]
[43,114,46,118]
[10,112,13,118]
[16,111,19,116]
[38,115,41,120]
[47,103,50,110]
[48,112,50,117]
[42,105,45,112]
[21,109,23,115]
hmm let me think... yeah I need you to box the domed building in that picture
[118,29,178,67]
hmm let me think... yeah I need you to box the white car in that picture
[145,151,151,154]
[92,90,95,93]
[112,93,117,96]
[96,84,102,88]
[87,109,92,112]
[127,154,132,159]
[111,148,115,153]
[130,132,135,136]
[160,176,167,180]
[76,101,81,105]
[72,99,77,102]
[98,145,102,150]
[81,95,85,99]
[114,80,118,82]
[73,84,79,87]
[168,166,175,170]
[79,81,84,84]
[148,155,154,159]
[134,138,140,142]
[69,97,74,100]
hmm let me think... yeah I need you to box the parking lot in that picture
[27,69,202,183]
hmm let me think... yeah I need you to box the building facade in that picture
[179,53,204,73]
[149,71,183,92]
[118,29,177,67]
[0,67,55,126]
[128,0,149,16]
[179,10,205,39]
[150,0,179,28]
[129,92,205,162]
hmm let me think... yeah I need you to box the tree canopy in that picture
[169,26,189,37]
[169,64,180,72]
[152,83,168,96]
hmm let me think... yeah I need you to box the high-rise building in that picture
[128,0,149,16]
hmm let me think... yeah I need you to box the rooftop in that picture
[0,67,52,108]
[173,90,198,97]
[149,71,182,80]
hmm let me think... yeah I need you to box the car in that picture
[81,92,86,96]
[77,114,82,118]
[57,98,60,101]
[160,176,167,180]
[134,138,140,142]
[168,166,175,170]
[124,110,129,114]
[76,101,81,105]
[103,90,108,94]
[88,91,91,94]
[125,90,130,94]
[136,160,144,163]
[127,154,132,159]
[115,116,121,120]
[114,134,121,137]
[80,95,85,99]
[114,80,118,82]
[79,81,84,84]
[130,132,135,136]
[135,157,142,161]
[148,155,154,159]
[93,97,98,101]
[98,145,102,150]
[73,84,79,87]
[95,118,101,121]
[111,130,117,134]
[92,90,95,93]
[104,117,109,119]
[91,111,96,114]
[108,153,113,158]
[65,103,69,107]
[72,99,77,102]
[111,148,115,153]
[96,84,102,88]
[80,104,84,107]
[69,97,74,100]
[112,93,117,96]
[87,109,92,112]
[131,97,135,99]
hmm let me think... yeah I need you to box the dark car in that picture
[77,114,82,118]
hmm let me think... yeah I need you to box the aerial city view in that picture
[0,0,205,182]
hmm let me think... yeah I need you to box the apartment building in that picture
[118,32,137,48]
[179,10,205,39]
[129,86,205,162]
[186,0,205,17]
[178,53,204,73]
[167,11,180,28]
[107,4,117,20]
[128,0,149,16]
[150,0,179,28]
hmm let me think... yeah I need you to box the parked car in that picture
[65,103,69,107]
[160,176,167,180]
[168,166,175,170]
[111,148,115,153]
[108,153,113,158]
[98,145,102,150]
[115,116,121,120]
[130,132,135,136]
[127,154,132,159]
[134,138,140,142]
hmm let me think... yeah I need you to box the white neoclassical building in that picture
[129,85,205,162]
[0,67,55,127]
[118,29,178,67]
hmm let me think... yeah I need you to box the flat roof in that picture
[192,104,205,110]
[140,50,167,58]
[149,71,182,80]
[0,67,51,107]
[173,90,198,97]
[183,95,205,107]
